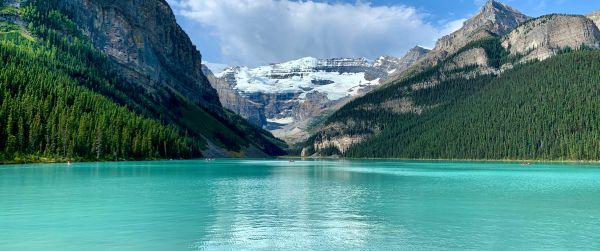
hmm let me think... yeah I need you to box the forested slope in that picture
[306,40,600,160]
[0,1,286,162]
[345,50,600,160]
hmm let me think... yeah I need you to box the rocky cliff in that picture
[586,10,600,29]
[209,52,428,145]
[304,1,600,157]
[502,15,600,62]
[392,0,529,80]
[26,0,288,157]
[374,46,430,75]
[52,0,221,111]
[201,65,266,126]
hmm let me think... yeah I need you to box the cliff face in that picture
[435,0,528,53]
[209,52,428,145]
[374,46,430,75]
[28,0,288,157]
[391,0,528,80]
[201,65,266,126]
[53,0,221,111]
[587,10,600,29]
[304,1,600,157]
[503,15,600,61]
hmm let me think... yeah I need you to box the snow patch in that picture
[226,58,382,101]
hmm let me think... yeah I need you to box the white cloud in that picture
[167,0,465,66]
[439,18,468,38]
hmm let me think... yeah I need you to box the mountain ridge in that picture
[0,0,287,160]
[303,0,600,159]
[388,0,530,82]
[206,49,429,144]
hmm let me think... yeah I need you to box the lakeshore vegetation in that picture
[0,1,286,162]
[307,36,600,160]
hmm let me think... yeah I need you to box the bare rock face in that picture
[53,0,221,111]
[587,10,600,28]
[305,3,600,156]
[212,54,429,145]
[393,0,528,80]
[202,65,266,126]
[445,48,489,71]
[374,46,430,75]
[312,135,365,155]
[436,0,529,53]
[502,15,600,62]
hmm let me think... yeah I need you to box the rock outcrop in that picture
[210,51,428,145]
[202,65,266,126]
[373,46,430,75]
[436,1,526,51]
[305,1,600,156]
[445,48,489,71]
[392,0,529,80]
[502,15,600,61]
[586,10,600,29]
[53,0,221,111]
[28,0,288,157]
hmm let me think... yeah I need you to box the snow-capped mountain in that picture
[216,57,384,101]
[205,50,429,144]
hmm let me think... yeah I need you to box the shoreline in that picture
[279,156,600,165]
[3,155,600,166]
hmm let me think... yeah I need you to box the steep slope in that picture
[588,10,600,28]
[503,14,600,61]
[51,0,220,111]
[344,50,600,160]
[373,46,431,75]
[392,0,529,80]
[304,2,600,160]
[210,52,428,144]
[0,0,286,160]
[202,65,266,126]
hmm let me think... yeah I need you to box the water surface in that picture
[2,160,600,250]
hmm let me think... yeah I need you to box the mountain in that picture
[587,10,600,28]
[503,14,600,62]
[0,0,286,161]
[303,1,600,160]
[207,51,428,144]
[373,46,431,75]
[202,65,266,126]
[391,0,529,80]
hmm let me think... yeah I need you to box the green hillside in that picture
[307,38,600,160]
[0,1,285,162]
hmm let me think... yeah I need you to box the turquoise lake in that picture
[2,160,600,250]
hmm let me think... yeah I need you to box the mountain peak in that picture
[430,0,528,54]
[411,45,431,53]
[483,0,499,9]
[469,0,529,36]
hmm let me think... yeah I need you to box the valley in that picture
[1,0,599,162]
[203,46,430,144]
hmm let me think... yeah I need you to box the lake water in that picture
[2,160,600,250]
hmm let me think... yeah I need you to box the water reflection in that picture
[3,160,600,250]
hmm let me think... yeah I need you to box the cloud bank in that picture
[167,0,465,66]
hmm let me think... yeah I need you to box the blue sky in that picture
[166,0,599,67]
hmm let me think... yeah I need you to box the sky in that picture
[165,0,600,67]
